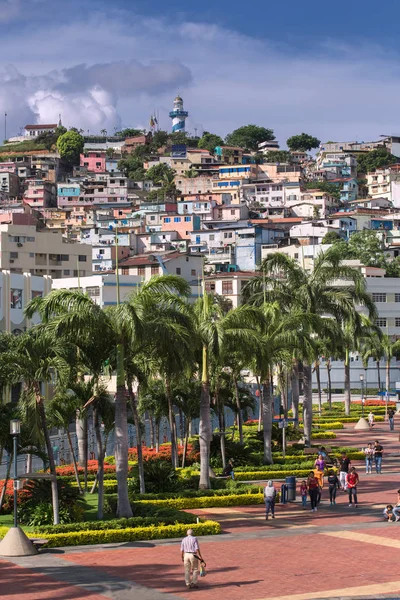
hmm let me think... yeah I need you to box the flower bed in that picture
[55,460,115,477]
[31,520,221,548]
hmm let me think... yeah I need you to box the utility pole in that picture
[4,112,7,142]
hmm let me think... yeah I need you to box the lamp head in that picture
[10,419,21,435]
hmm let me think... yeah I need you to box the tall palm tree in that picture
[361,330,384,392]
[243,247,376,442]
[1,328,72,524]
[26,275,190,517]
[192,295,260,488]
[381,334,400,410]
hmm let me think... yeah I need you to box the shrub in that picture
[17,479,82,526]
[233,469,311,481]
[33,520,222,548]
[136,493,264,510]
[311,432,336,439]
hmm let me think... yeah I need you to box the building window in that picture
[10,289,22,309]
[372,293,386,303]
[10,252,18,259]
[164,217,171,223]
[395,294,400,303]
[150,216,155,221]
[174,217,181,223]
[78,255,87,262]
[396,318,400,327]
[60,254,69,261]
[151,266,159,275]
[31,291,42,299]
[184,216,191,222]
[86,286,100,297]
[138,267,145,277]
[375,318,387,328]
[222,281,233,295]
[205,282,215,292]
[122,268,129,275]
[176,267,181,275]
[191,269,196,276]
[209,235,215,241]
[64,269,70,275]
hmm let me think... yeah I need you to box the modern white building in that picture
[0,271,51,334]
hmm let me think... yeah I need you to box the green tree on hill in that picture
[264,150,292,163]
[197,132,224,153]
[56,130,84,165]
[225,125,275,151]
[356,148,398,173]
[287,133,320,152]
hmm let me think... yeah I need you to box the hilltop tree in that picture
[357,148,398,174]
[146,163,176,183]
[56,130,84,165]
[287,133,320,152]
[225,125,275,151]
[197,132,224,154]
[117,155,146,181]
[151,130,169,150]
[116,128,143,138]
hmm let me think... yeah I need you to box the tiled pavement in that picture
[2,421,400,600]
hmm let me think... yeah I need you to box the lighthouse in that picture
[169,95,188,133]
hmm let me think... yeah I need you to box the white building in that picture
[51,274,142,306]
[0,271,51,334]
[24,124,57,138]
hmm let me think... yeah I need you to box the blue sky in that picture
[1,0,399,145]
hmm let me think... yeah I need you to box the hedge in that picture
[136,493,264,509]
[33,520,221,548]
[300,422,343,430]
[233,470,312,481]
[311,432,337,439]
[313,416,384,424]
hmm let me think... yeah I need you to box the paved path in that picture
[2,421,400,600]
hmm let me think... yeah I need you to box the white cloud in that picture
[2,7,400,143]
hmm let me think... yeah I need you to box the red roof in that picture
[25,124,57,130]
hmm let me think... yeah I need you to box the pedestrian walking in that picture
[388,408,395,431]
[346,467,359,507]
[327,469,340,505]
[368,411,375,429]
[363,443,374,474]
[264,480,276,520]
[314,453,325,473]
[307,471,319,512]
[180,529,204,589]
[339,453,351,490]
[313,464,324,505]
[374,440,383,473]
[299,480,308,509]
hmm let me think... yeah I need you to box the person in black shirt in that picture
[339,453,351,490]
[328,470,340,505]
[388,408,395,431]
[374,440,383,474]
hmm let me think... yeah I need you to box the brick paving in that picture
[2,420,400,600]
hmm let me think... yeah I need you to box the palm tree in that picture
[243,247,376,441]
[192,295,260,488]
[361,330,384,393]
[381,334,400,414]
[183,169,199,178]
[26,275,190,517]
[1,328,72,524]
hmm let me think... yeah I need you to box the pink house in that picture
[80,151,106,173]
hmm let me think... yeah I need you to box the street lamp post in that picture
[10,419,20,528]
[360,374,365,418]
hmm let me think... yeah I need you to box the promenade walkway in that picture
[1,421,400,600]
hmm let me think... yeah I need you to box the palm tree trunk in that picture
[93,405,104,519]
[199,345,211,490]
[25,449,32,474]
[0,451,12,512]
[386,359,390,395]
[344,349,351,416]
[219,408,226,470]
[182,419,190,468]
[76,410,88,492]
[234,377,243,444]
[35,385,59,525]
[256,375,262,432]
[149,415,154,450]
[377,361,382,392]
[302,362,312,447]
[291,362,300,424]
[262,374,273,464]
[155,419,160,452]
[165,377,178,469]
[315,362,322,415]
[128,383,145,494]
[178,408,184,447]
[66,430,82,494]
[327,360,332,410]
[114,343,133,518]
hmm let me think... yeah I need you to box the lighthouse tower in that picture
[169,95,188,133]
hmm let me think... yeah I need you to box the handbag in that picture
[194,556,207,577]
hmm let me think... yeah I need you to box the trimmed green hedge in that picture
[311,432,337,439]
[34,520,221,548]
[136,493,264,509]
[234,470,312,481]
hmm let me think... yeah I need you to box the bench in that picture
[29,538,48,549]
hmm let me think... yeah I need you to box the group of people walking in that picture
[363,440,384,474]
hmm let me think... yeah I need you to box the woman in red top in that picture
[346,467,359,507]
[307,471,319,512]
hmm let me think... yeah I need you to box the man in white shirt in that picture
[180,529,203,588]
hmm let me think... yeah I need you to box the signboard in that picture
[171,144,187,158]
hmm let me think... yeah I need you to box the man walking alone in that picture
[388,407,395,431]
[180,529,204,589]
